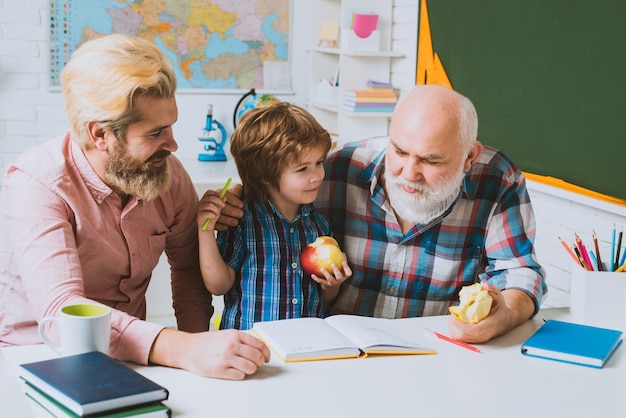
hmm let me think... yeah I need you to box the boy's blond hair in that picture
[230,102,331,202]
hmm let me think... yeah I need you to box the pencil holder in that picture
[316,80,339,105]
[570,263,626,330]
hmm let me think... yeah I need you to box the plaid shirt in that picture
[316,137,547,318]
[217,200,331,330]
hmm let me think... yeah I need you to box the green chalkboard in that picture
[426,0,626,199]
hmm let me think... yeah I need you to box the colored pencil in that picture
[558,236,582,267]
[610,226,616,272]
[615,228,623,271]
[427,329,481,353]
[593,230,603,271]
[589,251,599,271]
[575,234,594,271]
[557,236,580,264]
[202,177,232,231]
[573,246,591,271]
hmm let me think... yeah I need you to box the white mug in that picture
[38,303,111,356]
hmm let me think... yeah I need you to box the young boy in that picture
[197,102,352,330]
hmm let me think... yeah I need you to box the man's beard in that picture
[104,141,171,201]
[384,164,465,225]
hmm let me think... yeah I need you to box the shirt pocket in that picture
[424,239,483,285]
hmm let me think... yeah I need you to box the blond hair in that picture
[61,34,177,149]
[230,102,331,202]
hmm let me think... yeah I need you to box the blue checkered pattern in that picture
[217,200,331,330]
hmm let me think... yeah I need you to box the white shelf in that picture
[312,47,404,58]
[311,47,341,55]
[309,100,339,112]
[307,0,399,148]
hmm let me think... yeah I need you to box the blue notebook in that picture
[19,351,169,416]
[25,380,171,418]
[521,320,623,368]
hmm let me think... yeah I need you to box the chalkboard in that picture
[425,0,626,200]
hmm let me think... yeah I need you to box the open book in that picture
[251,315,436,362]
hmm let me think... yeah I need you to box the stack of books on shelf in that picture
[342,80,397,113]
[18,351,171,417]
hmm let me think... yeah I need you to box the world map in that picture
[49,0,290,90]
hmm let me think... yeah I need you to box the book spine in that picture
[366,80,394,89]
[343,102,395,108]
[344,90,397,99]
[343,99,397,104]
[344,94,396,99]
[342,106,395,113]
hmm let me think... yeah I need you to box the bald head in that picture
[391,85,478,151]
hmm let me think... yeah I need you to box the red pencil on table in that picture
[426,329,481,353]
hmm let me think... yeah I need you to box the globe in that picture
[233,88,280,127]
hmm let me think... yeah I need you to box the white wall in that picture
[2,0,625,316]
[0,0,418,174]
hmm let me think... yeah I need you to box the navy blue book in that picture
[521,320,623,368]
[19,351,169,416]
[25,381,171,418]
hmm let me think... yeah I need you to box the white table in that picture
[2,309,625,418]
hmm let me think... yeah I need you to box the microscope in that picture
[198,104,228,161]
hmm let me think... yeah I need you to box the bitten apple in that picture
[448,283,493,324]
[300,236,347,277]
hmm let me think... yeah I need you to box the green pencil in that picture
[202,177,232,231]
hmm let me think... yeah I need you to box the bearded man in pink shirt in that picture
[0,34,269,380]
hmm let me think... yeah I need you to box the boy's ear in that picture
[86,121,109,151]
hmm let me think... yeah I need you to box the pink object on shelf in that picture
[352,13,379,38]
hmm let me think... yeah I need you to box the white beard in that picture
[383,165,466,225]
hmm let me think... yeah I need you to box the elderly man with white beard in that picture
[218,84,547,344]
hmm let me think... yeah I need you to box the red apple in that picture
[300,236,346,277]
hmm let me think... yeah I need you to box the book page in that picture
[252,317,360,360]
[324,315,431,352]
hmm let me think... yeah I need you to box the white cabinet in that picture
[308,0,403,148]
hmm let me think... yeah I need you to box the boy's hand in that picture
[214,183,244,231]
[198,189,227,232]
[310,258,352,290]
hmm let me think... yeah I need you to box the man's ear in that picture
[464,141,483,172]
[86,121,109,151]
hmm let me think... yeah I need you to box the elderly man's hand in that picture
[447,283,535,343]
